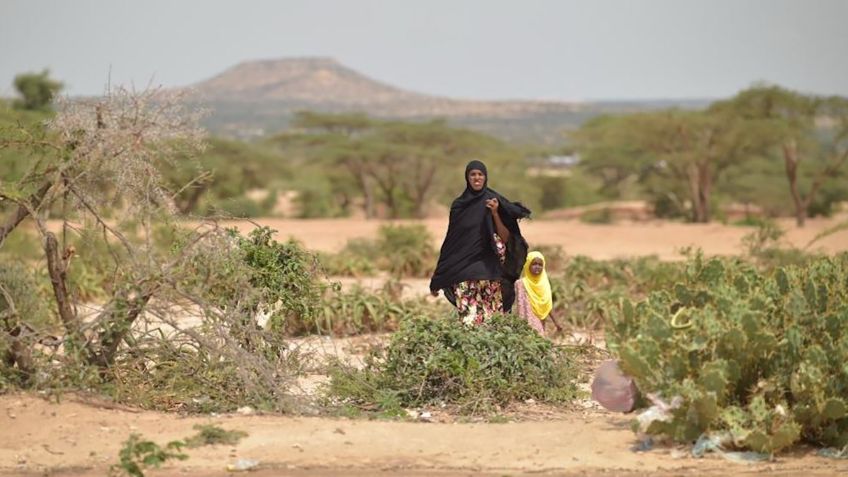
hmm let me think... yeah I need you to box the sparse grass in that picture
[184,424,248,448]
[305,285,449,336]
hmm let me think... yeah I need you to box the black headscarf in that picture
[429,160,531,311]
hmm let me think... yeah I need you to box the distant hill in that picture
[175,57,710,144]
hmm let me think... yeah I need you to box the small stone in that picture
[236,406,254,416]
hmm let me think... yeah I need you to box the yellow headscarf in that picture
[521,251,552,319]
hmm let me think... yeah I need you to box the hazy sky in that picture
[1,0,846,101]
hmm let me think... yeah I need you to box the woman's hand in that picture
[488,197,510,243]
[485,198,499,214]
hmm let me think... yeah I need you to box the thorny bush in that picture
[0,88,321,413]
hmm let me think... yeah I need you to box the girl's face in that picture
[529,257,544,275]
[468,169,486,191]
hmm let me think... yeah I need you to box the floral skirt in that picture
[453,234,506,326]
[453,279,503,326]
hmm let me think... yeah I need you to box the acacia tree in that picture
[377,120,492,218]
[575,109,763,223]
[723,85,848,226]
[282,112,504,219]
[288,111,379,218]
[12,69,63,111]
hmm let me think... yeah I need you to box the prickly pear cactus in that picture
[607,252,848,453]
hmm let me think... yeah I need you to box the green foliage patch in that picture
[318,223,436,278]
[326,313,580,415]
[110,433,188,477]
[607,253,848,453]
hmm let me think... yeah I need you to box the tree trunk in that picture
[177,185,207,215]
[44,232,79,338]
[782,139,806,227]
[344,161,374,219]
[687,163,708,223]
[697,161,712,223]
[368,159,400,219]
[358,173,375,219]
[412,164,436,219]
[7,325,35,380]
[383,187,399,219]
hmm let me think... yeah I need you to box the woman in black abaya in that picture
[429,160,530,326]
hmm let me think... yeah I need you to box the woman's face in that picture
[529,257,544,275]
[468,169,486,191]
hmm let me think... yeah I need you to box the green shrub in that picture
[316,238,379,277]
[294,182,346,218]
[234,227,322,330]
[209,197,265,218]
[110,433,187,477]
[305,286,448,336]
[317,224,436,278]
[376,224,436,278]
[550,255,684,330]
[740,220,815,270]
[607,252,848,453]
[0,228,42,260]
[0,261,54,387]
[317,252,376,277]
[326,313,580,414]
[0,260,52,327]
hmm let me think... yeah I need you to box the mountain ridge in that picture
[173,57,707,143]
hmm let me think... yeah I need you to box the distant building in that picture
[526,153,580,177]
[544,154,580,168]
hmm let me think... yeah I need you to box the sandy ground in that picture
[3,394,847,477]
[212,215,848,258]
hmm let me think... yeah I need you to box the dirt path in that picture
[40,214,847,259]
[2,394,846,476]
[212,215,848,258]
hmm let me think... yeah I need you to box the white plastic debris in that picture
[254,300,283,330]
[637,393,683,430]
[226,458,260,471]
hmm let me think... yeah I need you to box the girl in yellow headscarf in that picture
[514,251,560,336]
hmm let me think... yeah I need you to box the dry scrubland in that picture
[5,217,848,476]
